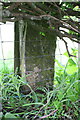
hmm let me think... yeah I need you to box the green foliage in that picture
[4,113,17,119]
[39,32,46,36]
[68,30,78,35]
[61,3,74,10]
[0,48,79,119]
[73,6,80,11]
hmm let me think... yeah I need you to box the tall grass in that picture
[0,49,79,119]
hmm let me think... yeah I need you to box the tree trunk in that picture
[14,21,20,75]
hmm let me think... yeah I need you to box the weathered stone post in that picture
[24,20,56,91]
[14,20,57,92]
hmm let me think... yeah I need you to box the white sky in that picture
[0,22,14,59]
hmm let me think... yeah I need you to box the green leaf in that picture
[58,91,64,100]
[4,113,17,118]
[0,112,3,119]
[39,32,45,36]
[66,65,78,74]
[23,102,44,106]
[68,30,78,35]
[73,6,79,11]
[55,59,64,68]
[63,52,69,57]
[52,26,55,29]
[68,58,76,66]
[63,16,69,19]
[53,100,59,109]
[71,48,78,56]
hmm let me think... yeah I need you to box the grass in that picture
[0,68,79,119]
[0,49,80,119]
[0,60,14,72]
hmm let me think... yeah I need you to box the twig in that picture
[33,92,54,119]
[39,109,58,119]
[33,103,48,119]
[2,8,80,34]
[40,15,80,34]
[57,33,77,58]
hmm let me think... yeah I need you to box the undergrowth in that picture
[0,49,80,120]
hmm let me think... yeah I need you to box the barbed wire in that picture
[0,27,6,68]
[0,54,66,61]
[0,30,78,93]
[0,39,61,43]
